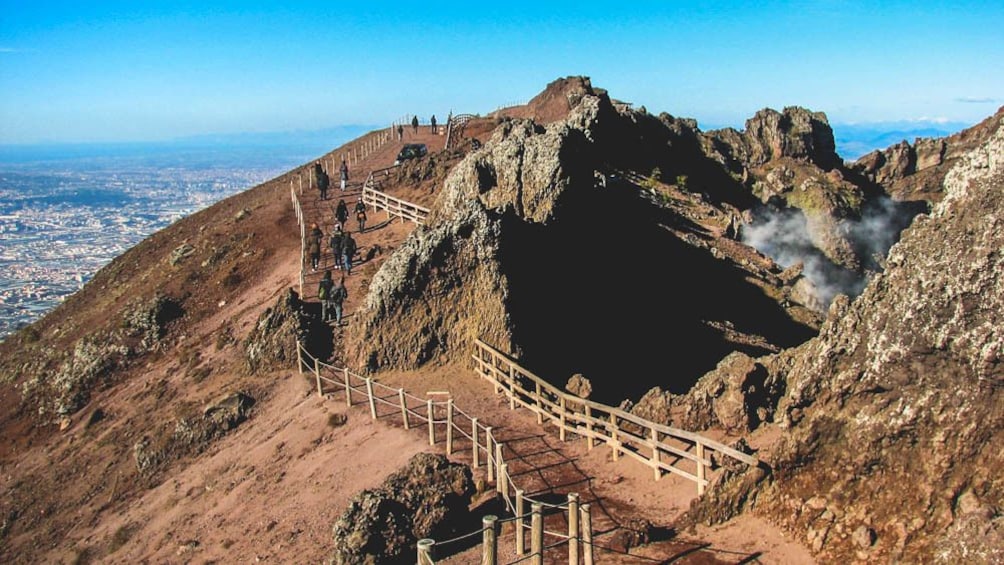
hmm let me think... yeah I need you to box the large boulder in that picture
[331,453,475,564]
[676,352,779,433]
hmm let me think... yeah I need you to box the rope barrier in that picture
[429,524,487,547]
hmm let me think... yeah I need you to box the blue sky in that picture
[1,1,1001,144]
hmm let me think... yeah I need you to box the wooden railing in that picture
[471,339,760,495]
[295,343,594,564]
[361,180,430,226]
[290,184,305,296]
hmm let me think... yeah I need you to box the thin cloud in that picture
[955,97,997,104]
[0,47,32,53]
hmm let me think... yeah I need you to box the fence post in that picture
[446,399,454,455]
[515,489,525,556]
[559,396,567,441]
[508,366,516,410]
[427,400,436,446]
[531,503,543,565]
[344,368,352,407]
[482,515,498,565]
[417,538,435,565]
[315,359,323,397]
[500,463,509,505]
[399,389,410,429]
[651,427,661,481]
[366,378,377,420]
[472,417,479,467]
[696,442,706,495]
[486,428,495,482]
[535,382,543,425]
[494,443,504,494]
[581,504,593,565]
[610,413,620,462]
[568,493,580,565]
[298,173,302,195]
[296,343,303,375]
[585,405,593,450]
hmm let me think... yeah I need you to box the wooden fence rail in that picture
[361,181,430,226]
[471,339,760,495]
[294,342,591,564]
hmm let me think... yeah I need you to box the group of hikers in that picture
[307,220,358,275]
[396,114,439,140]
[315,159,351,201]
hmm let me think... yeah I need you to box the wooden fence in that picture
[295,343,594,564]
[361,177,430,226]
[471,339,760,495]
[289,184,305,296]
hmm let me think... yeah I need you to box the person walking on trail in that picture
[411,115,419,134]
[329,224,344,270]
[307,223,323,271]
[318,269,335,321]
[315,161,329,200]
[354,199,367,232]
[334,198,349,231]
[341,230,357,275]
[430,115,437,134]
[339,159,349,191]
[397,124,404,141]
[330,276,348,325]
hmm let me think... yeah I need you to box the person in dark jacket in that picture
[341,231,357,275]
[330,276,347,324]
[308,223,322,271]
[334,199,349,231]
[339,159,349,191]
[411,115,419,133]
[329,224,344,270]
[354,199,367,232]
[430,114,437,134]
[318,270,334,321]
[315,161,329,200]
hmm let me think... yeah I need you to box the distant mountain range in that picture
[830,120,974,161]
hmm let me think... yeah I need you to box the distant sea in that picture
[0,127,368,341]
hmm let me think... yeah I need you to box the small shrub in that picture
[328,413,348,427]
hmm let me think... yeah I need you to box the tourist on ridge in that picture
[354,199,367,232]
[334,199,349,231]
[397,124,404,141]
[341,230,357,275]
[315,161,329,200]
[331,276,348,325]
[318,269,334,321]
[411,115,419,134]
[339,159,349,191]
[430,114,437,134]
[308,235,322,272]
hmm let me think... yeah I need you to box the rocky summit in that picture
[0,76,1000,564]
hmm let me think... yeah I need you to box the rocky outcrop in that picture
[752,111,1004,562]
[331,453,475,564]
[742,107,842,171]
[676,352,781,433]
[244,288,317,375]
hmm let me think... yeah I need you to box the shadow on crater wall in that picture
[501,180,817,405]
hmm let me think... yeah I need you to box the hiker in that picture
[341,230,357,275]
[330,276,348,324]
[354,199,367,232]
[397,123,404,141]
[308,224,322,271]
[329,224,344,270]
[430,114,437,134]
[318,269,334,320]
[411,115,419,134]
[315,161,329,200]
[339,159,349,191]
[334,199,349,231]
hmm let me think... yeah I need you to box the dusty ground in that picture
[1,123,815,564]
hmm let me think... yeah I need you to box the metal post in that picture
[568,493,580,565]
[531,503,543,565]
[482,515,498,565]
